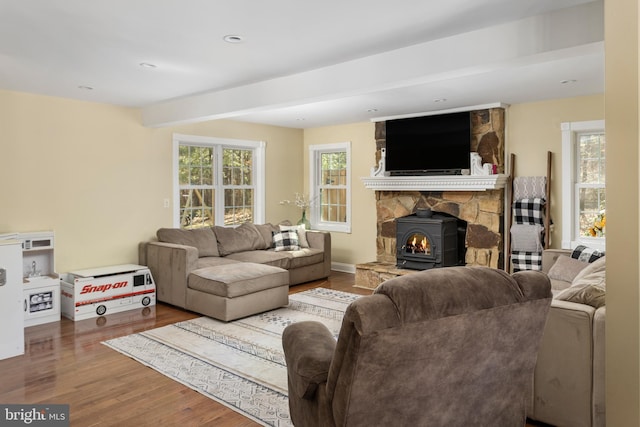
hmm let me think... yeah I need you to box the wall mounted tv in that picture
[385,111,471,176]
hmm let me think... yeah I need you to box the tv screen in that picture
[385,112,471,175]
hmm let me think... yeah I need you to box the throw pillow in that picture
[157,227,219,257]
[572,256,606,285]
[280,224,309,248]
[555,255,606,308]
[555,282,606,308]
[571,244,605,263]
[272,230,300,251]
[547,255,589,283]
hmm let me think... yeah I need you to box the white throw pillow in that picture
[280,224,309,248]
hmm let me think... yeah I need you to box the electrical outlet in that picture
[163,199,170,208]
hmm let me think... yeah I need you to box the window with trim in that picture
[173,134,265,229]
[561,120,605,251]
[309,142,351,233]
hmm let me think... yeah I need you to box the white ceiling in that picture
[0,0,604,129]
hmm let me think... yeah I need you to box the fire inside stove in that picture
[405,233,431,255]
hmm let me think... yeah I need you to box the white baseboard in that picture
[331,262,355,274]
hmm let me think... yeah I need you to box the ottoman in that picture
[186,262,289,321]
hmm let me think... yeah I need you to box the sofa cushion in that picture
[188,263,288,298]
[572,255,606,284]
[555,256,606,308]
[280,224,309,248]
[273,230,300,251]
[157,227,219,257]
[283,248,325,269]
[547,255,589,283]
[226,250,292,269]
[555,282,606,308]
[214,223,265,256]
[225,248,325,270]
[254,223,280,249]
[195,256,242,270]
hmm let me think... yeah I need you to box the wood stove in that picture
[396,214,459,270]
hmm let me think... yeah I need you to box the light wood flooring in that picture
[0,271,548,426]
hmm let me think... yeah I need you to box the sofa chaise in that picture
[138,222,331,321]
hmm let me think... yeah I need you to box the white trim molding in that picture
[361,174,509,192]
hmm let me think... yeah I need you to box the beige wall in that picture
[0,90,303,273]
[0,87,607,273]
[506,95,604,248]
[303,122,377,267]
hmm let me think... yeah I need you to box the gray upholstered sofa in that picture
[138,222,331,321]
[527,248,606,427]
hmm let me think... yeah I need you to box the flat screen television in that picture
[385,111,471,176]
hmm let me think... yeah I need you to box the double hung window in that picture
[309,142,351,233]
[561,120,605,250]
[173,134,265,228]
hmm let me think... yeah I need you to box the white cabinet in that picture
[0,240,25,360]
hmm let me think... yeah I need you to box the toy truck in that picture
[61,264,155,321]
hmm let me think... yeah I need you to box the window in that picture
[561,120,605,250]
[173,134,265,229]
[309,142,351,233]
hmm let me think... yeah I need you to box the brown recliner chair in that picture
[282,266,552,427]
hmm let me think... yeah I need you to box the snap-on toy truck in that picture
[61,264,155,321]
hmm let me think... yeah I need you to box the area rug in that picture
[102,288,360,427]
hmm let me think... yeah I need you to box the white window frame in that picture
[561,120,605,251]
[172,133,265,228]
[309,142,351,233]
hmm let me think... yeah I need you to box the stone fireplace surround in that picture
[355,107,506,290]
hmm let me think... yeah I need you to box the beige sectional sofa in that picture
[527,248,605,427]
[138,222,331,321]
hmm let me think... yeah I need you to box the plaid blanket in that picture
[513,198,546,225]
[571,245,605,263]
[511,251,542,271]
[513,176,547,200]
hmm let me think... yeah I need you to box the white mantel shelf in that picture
[361,174,509,191]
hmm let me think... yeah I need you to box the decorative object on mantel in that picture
[370,147,387,177]
[279,193,312,229]
[470,152,495,175]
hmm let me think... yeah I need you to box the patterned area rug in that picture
[102,288,360,427]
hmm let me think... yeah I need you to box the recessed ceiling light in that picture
[223,35,244,43]
[367,108,378,113]
[78,85,93,90]
[433,98,447,103]
[139,62,157,68]
[296,118,306,121]
[560,79,577,84]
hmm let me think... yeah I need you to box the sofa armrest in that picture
[306,230,329,250]
[306,230,331,277]
[282,320,336,400]
[530,298,598,427]
[141,241,199,309]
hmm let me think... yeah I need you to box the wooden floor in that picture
[0,271,548,427]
